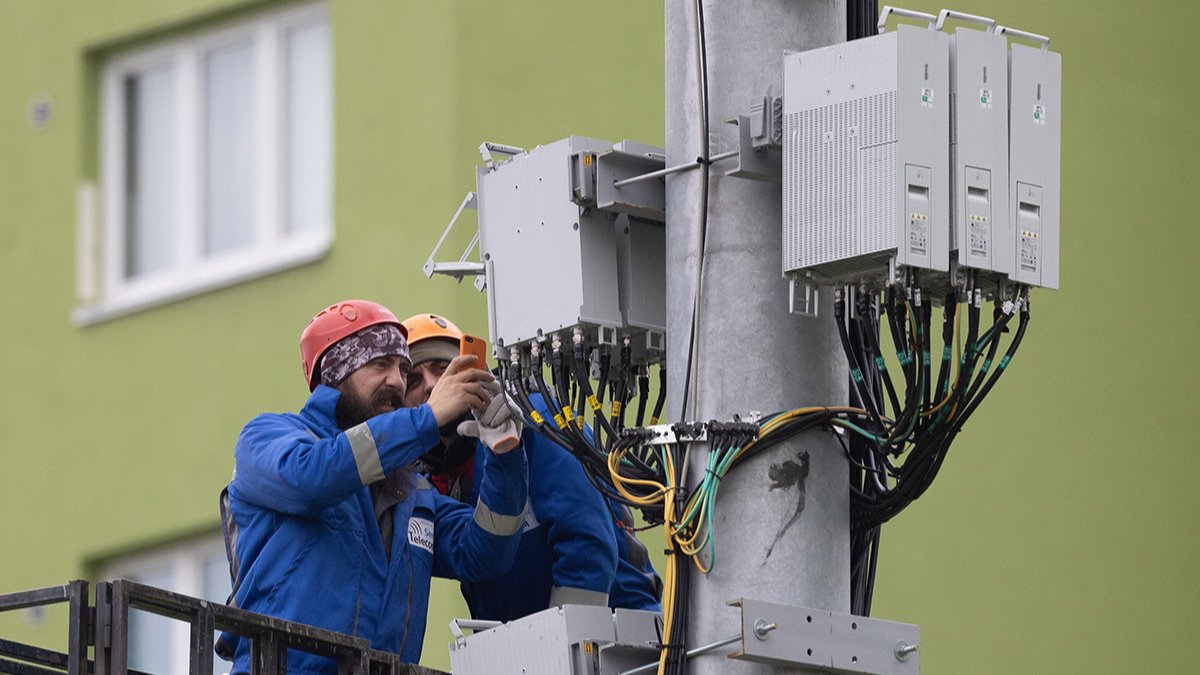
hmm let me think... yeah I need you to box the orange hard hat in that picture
[401,313,465,346]
[401,313,467,366]
[300,300,407,391]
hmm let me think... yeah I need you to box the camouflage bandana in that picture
[319,324,411,388]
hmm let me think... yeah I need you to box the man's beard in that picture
[417,412,477,473]
[335,385,404,429]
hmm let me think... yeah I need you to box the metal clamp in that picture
[935,9,996,32]
[423,191,486,286]
[723,103,782,184]
[877,6,937,34]
[789,278,820,318]
[996,25,1051,50]
[728,597,920,673]
[640,422,708,446]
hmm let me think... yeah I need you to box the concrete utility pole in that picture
[664,1,849,673]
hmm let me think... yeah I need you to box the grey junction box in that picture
[477,137,625,352]
[946,16,1011,286]
[782,22,950,286]
[1006,36,1061,290]
[475,137,667,360]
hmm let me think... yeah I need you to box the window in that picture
[76,2,332,324]
[99,534,232,675]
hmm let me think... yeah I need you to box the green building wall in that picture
[1,1,1196,673]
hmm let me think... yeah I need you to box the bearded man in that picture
[218,300,528,673]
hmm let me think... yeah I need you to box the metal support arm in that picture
[423,191,486,286]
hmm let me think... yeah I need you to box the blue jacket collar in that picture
[301,385,342,435]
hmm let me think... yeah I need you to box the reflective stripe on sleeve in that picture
[473,499,524,536]
[548,586,609,608]
[346,422,385,485]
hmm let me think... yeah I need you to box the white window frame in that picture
[75,2,332,326]
[99,534,232,675]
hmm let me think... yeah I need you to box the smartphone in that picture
[459,334,489,371]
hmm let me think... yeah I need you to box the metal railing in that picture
[0,580,447,675]
[0,581,91,675]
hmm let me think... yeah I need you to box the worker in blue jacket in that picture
[218,300,529,673]
[402,313,661,621]
[522,394,662,613]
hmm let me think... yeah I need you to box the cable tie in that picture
[695,155,713,166]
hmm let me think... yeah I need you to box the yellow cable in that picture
[673,493,713,573]
[607,446,670,505]
[734,406,870,464]
[657,446,679,675]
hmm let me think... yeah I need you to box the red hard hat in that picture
[299,300,408,391]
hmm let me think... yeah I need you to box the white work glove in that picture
[457,381,524,454]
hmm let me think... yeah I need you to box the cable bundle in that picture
[499,334,669,521]
[498,278,1030,670]
[837,275,1030,613]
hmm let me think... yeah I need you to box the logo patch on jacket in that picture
[521,497,541,532]
[407,517,435,554]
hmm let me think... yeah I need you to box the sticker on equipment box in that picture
[408,517,435,554]
[921,87,934,108]
[980,88,993,109]
[1033,104,1047,125]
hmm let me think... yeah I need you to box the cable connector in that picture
[671,421,708,443]
[709,419,759,446]
[618,426,656,447]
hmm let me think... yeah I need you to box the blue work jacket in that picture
[453,428,618,621]
[526,393,662,612]
[441,394,660,620]
[220,385,528,673]
[604,497,663,612]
